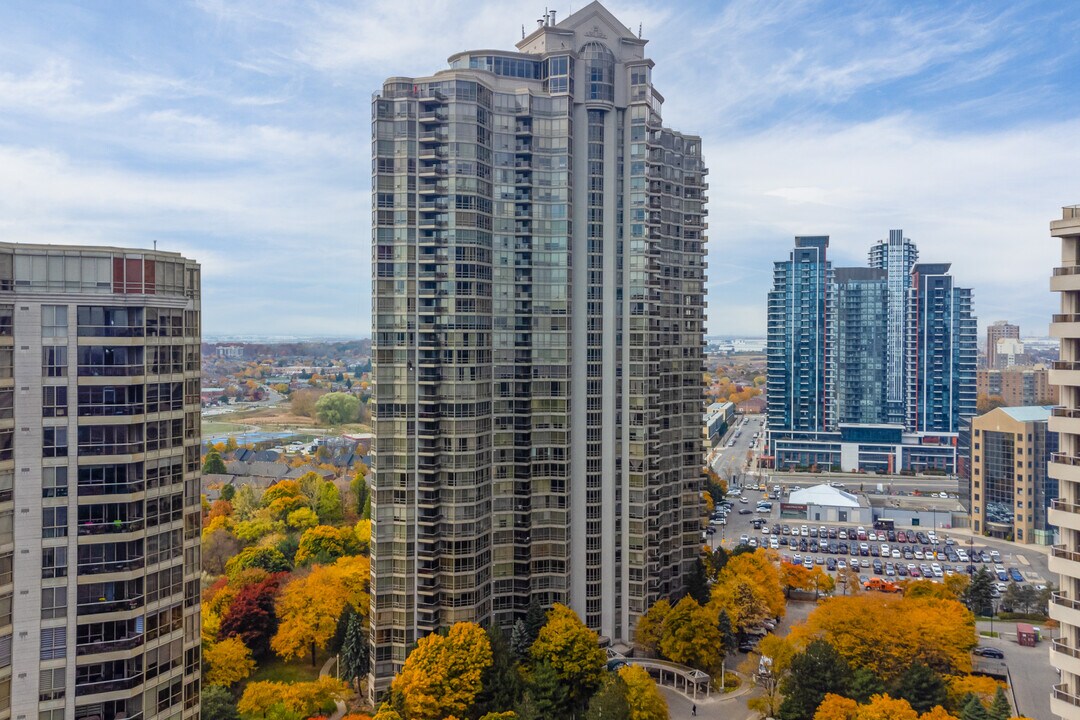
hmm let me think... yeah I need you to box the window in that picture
[42,506,67,538]
[42,547,67,579]
[42,466,67,498]
[43,427,67,458]
[0,596,9,627]
[41,710,65,720]
[40,586,66,620]
[0,305,11,336]
[41,305,67,337]
[39,666,65,701]
[0,471,10,502]
[0,634,9,668]
[0,348,10,378]
[40,626,65,659]
[0,429,12,461]
[0,390,9,421]
[42,386,67,417]
[42,346,67,377]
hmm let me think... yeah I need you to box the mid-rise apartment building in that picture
[986,320,1020,369]
[970,406,1057,545]
[369,1,705,696]
[0,243,202,720]
[1048,204,1080,718]
[766,233,976,473]
[978,366,1058,407]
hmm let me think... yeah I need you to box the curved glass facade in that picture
[581,42,615,103]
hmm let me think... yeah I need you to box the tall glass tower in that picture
[369,1,706,696]
[869,230,918,425]
[766,236,833,433]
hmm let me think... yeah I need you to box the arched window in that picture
[580,42,614,103]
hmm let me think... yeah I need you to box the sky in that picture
[0,1,1078,338]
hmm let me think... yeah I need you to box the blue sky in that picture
[0,1,1078,337]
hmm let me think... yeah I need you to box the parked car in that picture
[973,647,1005,659]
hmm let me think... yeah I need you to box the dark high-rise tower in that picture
[369,1,706,696]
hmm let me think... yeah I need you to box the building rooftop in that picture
[997,405,1053,423]
[789,483,863,508]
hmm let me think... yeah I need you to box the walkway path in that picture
[319,655,346,720]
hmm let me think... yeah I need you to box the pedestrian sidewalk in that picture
[319,655,346,720]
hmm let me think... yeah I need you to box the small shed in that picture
[1016,623,1038,647]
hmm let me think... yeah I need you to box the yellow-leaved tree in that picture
[386,622,492,720]
[789,594,975,682]
[271,554,370,666]
[238,676,349,717]
[634,599,670,655]
[618,664,668,720]
[656,596,723,672]
[203,636,255,687]
[529,603,607,711]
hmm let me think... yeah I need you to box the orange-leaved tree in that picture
[271,554,370,666]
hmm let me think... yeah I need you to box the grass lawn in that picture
[247,653,327,684]
[202,421,251,435]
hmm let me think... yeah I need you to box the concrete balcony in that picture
[1052,266,1080,292]
[1051,314,1080,340]
[1053,408,1080,438]
[1053,638,1080,678]
[1052,683,1080,720]
[1051,545,1080,581]
[1052,500,1080,533]
[1052,455,1080,484]
[1051,592,1080,629]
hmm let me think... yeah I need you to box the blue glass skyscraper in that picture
[869,230,918,425]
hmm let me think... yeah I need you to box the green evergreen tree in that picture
[220,483,236,502]
[778,639,853,720]
[523,598,546,644]
[510,619,530,662]
[961,693,991,720]
[201,685,239,720]
[988,687,1012,720]
[965,567,996,617]
[474,626,522,717]
[361,492,371,520]
[894,662,947,714]
[584,674,631,720]
[524,660,569,719]
[717,609,737,658]
[339,612,369,687]
[850,667,886,703]
[685,558,710,605]
[203,451,227,475]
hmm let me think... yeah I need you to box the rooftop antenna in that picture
[153,240,157,250]
[522,24,525,38]
[638,23,642,38]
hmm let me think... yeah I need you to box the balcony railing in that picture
[76,674,143,696]
[1054,683,1080,707]
[77,596,144,616]
[1053,591,1080,611]
[1053,453,1080,467]
[1053,545,1080,563]
[78,519,145,536]
[1053,499,1080,514]
[1054,638,1080,659]
[1054,314,1080,323]
[75,634,144,656]
[1055,361,1080,371]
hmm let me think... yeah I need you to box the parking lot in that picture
[706,486,1050,592]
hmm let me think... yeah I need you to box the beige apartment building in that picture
[1048,205,1080,718]
[969,406,1056,545]
[986,320,1020,369]
[0,244,202,720]
[978,366,1058,407]
[369,1,706,697]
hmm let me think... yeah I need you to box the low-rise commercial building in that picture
[781,484,873,524]
[977,366,1057,407]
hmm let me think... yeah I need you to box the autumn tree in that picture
[202,527,241,575]
[790,594,976,682]
[529,603,607,713]
[633,599,670,655]
[713,548,785,619]
[291,388,326,418]
[225,545,290,578]
[219,571,283,659]
[272,555,370,666]
[617,665,667,720]
[814,693,858,720]
[295,525,361,565]
[657,596,723,672]
[946,675,1004,713]
[711,578,771,634]
[204,636,255,687]
[316,392,360,425]
[386,622,492,720]
[781,561,816,597]
[238,677,349,718]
